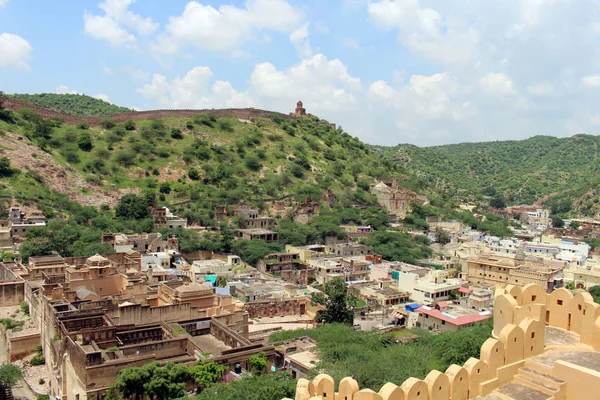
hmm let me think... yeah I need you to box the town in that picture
[1,173,600,399]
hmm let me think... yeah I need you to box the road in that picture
[0,333,37,400]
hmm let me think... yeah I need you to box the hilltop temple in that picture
[285,283,600,400]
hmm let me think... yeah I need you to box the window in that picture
[532,295,537,302]
[531,332,535,339]
[442,320,445,325]
[557,299,563,306]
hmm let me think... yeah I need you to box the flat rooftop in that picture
[191,335,231,356]
[287,350,319,370]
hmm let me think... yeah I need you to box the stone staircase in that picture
[474,360,567,400]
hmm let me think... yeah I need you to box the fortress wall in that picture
[286,283,600,400]
[3,97,293,125]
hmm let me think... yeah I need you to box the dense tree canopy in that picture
[311,278,354,325]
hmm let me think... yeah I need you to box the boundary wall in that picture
[3,97,293,125]
[284,283,600,400]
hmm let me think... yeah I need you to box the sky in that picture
[1,0,600,146]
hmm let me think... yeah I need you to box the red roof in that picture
[458,287,472,294]
[417,306,491,326]
[437,301,448,308]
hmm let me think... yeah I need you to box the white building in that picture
[397,270,465,304]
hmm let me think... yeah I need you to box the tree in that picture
[216,276,228,287]
[490,196,506,209]
[19,236,54,263]
[0,364,22,400]
[101,118,116,129]
[77,132,93,151]
[0,157,14,177]
[589,286,600,303]
[552,216,565,228]
[310,278,354,325]
[435,227,450,245]
[188,361,226,392]
[570,221,581,230]
[194,372,296,400]
[0,91,14,123]
[115,194,151,220]
[248,352,268,375]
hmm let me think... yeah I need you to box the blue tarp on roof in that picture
[405,303,420,312]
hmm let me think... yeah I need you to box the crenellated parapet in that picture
[285,283,600,400]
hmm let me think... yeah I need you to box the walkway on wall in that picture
[475,326,594,400]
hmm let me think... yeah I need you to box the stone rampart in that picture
[285,283,600,400]
[3,97,292,125]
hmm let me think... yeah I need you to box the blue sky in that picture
[2,0,600,146]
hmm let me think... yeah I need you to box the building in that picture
[151,206,187,229]
[397,270,466,304]
[349,279,410,307]
[256,253,310,285]
[285,283,600,400]
[325,243,373,257]
[466,254,565,292]
[292,100,307,117]
[8,206,47,239]
[273,337,319,379]
[26,256,68,280]
[102,232,179,254]
[285,244,326,262]
[236,228,279,242]
[369,179,418,218]
[415,303,492,332]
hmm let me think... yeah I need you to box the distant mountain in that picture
[373,134,600,216]
[10,93,132,117]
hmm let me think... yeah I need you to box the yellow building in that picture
[466,254,565,292]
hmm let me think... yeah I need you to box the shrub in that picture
[188,168,200,180]
[218,119,234,132]
[20,301,29,315]
[77,133,93,152]
[30,354,45,366]
[186,121,194,130]
[159,183,171,194]
[123,120,136,131]
[63,149,80,164]
[171,128,183,139]
[38,378,45,385]
[115,150,136,167]
[76,122,89,130]
[245,156,262,172]
[101,118,116,129]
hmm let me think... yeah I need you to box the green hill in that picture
[10,93,132,116]
[0,94,438,262]
[373,135,600,216]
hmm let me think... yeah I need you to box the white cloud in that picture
[137,54,361,123]
[83,0,157,48]
[152,0,304,55]
[289,23,312,58]
[479,73,517,97]
[526,83,554,95]
[55,85,79,95]
[94,93,111,103]
[0,0,8,7]
[581,75,600,87]
[0,33,32,71]
[103,65,149,81]
[98,0,158,35]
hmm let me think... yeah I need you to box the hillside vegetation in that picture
[374,135,600,215]
[10,93,132,116]
[0,93,437,263]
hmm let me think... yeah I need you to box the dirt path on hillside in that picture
[0,131,119,207]
[533,190,572,206]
